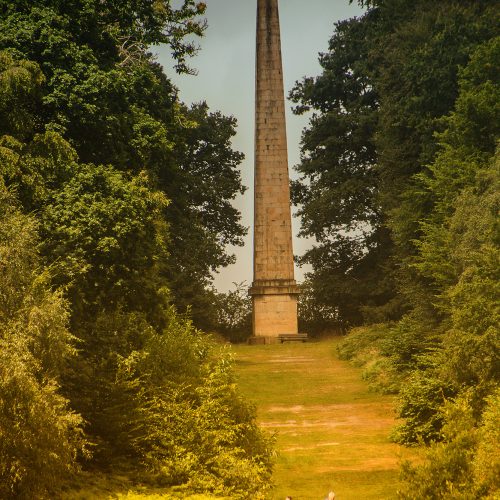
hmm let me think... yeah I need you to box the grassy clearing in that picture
[62,337,415,499]
[233,338,417,500]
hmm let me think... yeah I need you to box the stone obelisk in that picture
[249,0,299,341]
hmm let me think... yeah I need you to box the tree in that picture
[0,5,273,494]
[290,0,498,326]
[0,2,246,328]
[166,102,247,325]
[290,11,396,326]
[395,38,500,444]
[212,282,252,343]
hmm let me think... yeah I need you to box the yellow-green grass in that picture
[233,338,417,500]
[61,473,226,500]
[63,338,416,499]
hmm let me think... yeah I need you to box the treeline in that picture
[0,1,272,498]
[291,0,499,497]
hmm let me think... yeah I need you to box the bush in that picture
[298,279,343,336]
[398,390,500,499]
[0,345,85,499]
[393,370,455,445]
[136,357,274,498]
[212,282,252,343]
[382,315,442,371]
[337,323,393,362]
[0,183,86,498]
[361,357,401,395]
[131,312,274,497]
[66,306,274,498]
[473,390,500,496]
[337,323,403,393]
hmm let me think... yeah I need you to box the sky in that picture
[155,0,364,291]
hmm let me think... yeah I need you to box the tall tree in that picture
[290,11,395,326]
[290,0,498,326]
[0,0,246,327]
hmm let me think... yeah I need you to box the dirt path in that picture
[233,338,414,500]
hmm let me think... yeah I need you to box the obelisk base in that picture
[249,280,300,340]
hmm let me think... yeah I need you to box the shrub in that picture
[132,312,274,497]
[398,390,500,499]
[0,183,86,498]
[362,357,401,394]
[66,306,274,498]
[472,389,500,497]
[337,323,404,393]
[394,369,455,445]
[212,282,252,343]
[337,323,393,362]
[382,315,442,371]
[298,279,343,336]
[0,344,85,499]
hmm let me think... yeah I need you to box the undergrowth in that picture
[337,323,403,394]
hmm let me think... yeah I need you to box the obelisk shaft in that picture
[250,0,299,339]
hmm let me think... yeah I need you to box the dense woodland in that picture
[0,0,498,498]
[0,1,272,498]
[294,0,499,497]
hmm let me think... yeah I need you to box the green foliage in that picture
[0,0,245,327]
[41,163,169,319]
[398,394,477,499]
[0,51,44,139]
[394,370,455,445]
[394,39,500,444]
[212,282,252,343]
[337,324,403,394]
[0,183,86,499]
[289,10,396,326]
[298,279,343,336]
[291,0,498,326]
[337,324,392,362]
[473,390,500,496]
[135,350,273,498]
[0,0,207,74]
[374,2,498,271]
[0,1,267,496]
[64,307,273,497]
[0,122,169,320]
[399,390,500,499]
[164,102,247,327]
[382,315,441,371]
[414,38,500,296]
[306,6,499,456]
[360,356,401,395]
[292,2,498,494]
[0,347,85,500]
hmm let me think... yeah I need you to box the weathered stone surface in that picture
[253,294,298,337]
[251,0,299,338]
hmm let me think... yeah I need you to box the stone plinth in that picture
[251,0,299,339]
[250,279,299,338]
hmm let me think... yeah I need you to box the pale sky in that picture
[155,0,364,291]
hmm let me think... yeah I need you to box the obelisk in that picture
[249,0,299,341]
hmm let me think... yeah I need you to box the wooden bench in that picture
[278,333,308,343]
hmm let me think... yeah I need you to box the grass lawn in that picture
[232,338,416,500]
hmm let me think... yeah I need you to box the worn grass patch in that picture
[233,338,417,500]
